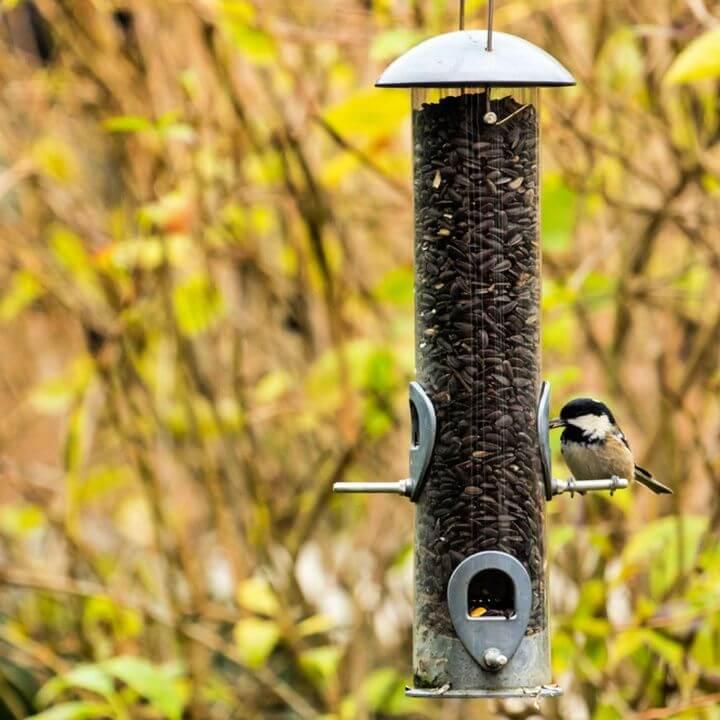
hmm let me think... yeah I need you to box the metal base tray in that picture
[405,684,563,699]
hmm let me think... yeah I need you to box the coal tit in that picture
[549,398,672,495]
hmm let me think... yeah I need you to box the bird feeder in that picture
[334,6,626,700]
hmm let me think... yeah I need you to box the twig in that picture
[632,692,720,719]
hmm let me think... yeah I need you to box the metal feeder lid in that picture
[376,30,575,88]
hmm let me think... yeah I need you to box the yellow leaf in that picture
[297,614,336,638]
[665,29,720,84]
[236,577,280,617]
[0,271,42,321]
[32,137,78,183]
[323,88,409,143]
[115,497,154,548]
[219,1,276,65]
[253,370,292,404]
[0,504,45,536]
[233,619,280,668]
[172,274,225,336]
[370,29,425,61]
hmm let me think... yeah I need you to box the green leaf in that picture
[612,628,684,671]
[644,630,684,670]
[38,666,114,706]
[665,29,720,84]
[370,29,425,61]
[551,630,576,674]
[236,577,280,617]
[593,704,624,720]
[360,668,412,714]
[597,28,645,92]
[172,274,225,336]
[549,524,575,555]
[0,271,42,321]
[690,613,720,671]
[27,702,111,720]
[621,515,708,597]
[373,267,413,307]
[542,173,576,251]
[233,619,280,668]
[299,646,342,689]
[103,656,185,720]
[82,597,143,644]
[323,88,409,143]
[609,628,649,667]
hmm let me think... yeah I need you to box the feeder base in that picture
[405,684,563,699]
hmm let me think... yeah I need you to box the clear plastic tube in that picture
[411,86,547,688]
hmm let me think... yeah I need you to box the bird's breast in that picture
[561,437,635,480]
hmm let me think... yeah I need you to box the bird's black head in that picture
[559,398,615,424]
[553,397,617,444]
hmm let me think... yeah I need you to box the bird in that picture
[549,398,672,495]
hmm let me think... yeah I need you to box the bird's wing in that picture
[613,427,631,451]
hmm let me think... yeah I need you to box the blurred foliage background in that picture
[0,0,720,718]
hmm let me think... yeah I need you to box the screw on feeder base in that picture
[482,648,508,672]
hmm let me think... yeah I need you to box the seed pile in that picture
[412,92,546,641]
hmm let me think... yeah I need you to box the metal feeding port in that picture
[332,381,436,500]
[448,552,531,672]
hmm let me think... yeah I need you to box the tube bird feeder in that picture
[334,9,626,700]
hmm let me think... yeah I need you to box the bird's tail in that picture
[634,465,673,494]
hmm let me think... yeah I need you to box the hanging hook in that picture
[486,0,495,51]
[459,0,465,30]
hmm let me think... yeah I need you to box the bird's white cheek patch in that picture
[568,413,612,440]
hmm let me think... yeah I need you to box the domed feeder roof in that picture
[376,30,575,88]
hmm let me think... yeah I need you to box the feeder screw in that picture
[481,647,508,671]
[483,111,498,125]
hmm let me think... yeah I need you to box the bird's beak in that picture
[548,418,566,429]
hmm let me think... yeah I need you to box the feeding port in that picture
[468,568,515,619]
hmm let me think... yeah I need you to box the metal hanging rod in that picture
[459,0,495,50]
[486,0,495,51]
